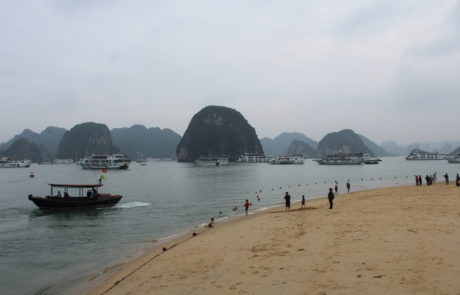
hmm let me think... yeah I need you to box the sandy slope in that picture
[89,184,460,295]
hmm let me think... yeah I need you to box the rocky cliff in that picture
[1,138,42,162]
[56,122,117,160]
[176,106,263,162]
[317,129,373,156]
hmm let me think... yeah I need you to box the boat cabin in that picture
[48,183,102,198]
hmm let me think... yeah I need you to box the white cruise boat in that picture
[362,153,382,164]
[236,153,272,163]
[81,154,130,170]
[446,153,460,163]
[405,149,446,160]
[315,153,363,165]
[0,157,31,168]
[268,155,304,165]
[194,157,229,166]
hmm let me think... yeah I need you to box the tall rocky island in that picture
[56,122,117,160]
[176,106,264,162]
[317,129,373,156]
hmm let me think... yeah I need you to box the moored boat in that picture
[362,153,382,164]
[0,157,31,168]
[194,157,229,166]
[28,183,122,209]
[315,152,363,165]
[446,153,460,163]
[405,149,445,160]
[236,153,272,163]
[268,155,304,165]
[81,154,130,169]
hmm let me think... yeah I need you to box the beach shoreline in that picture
[88,183,460,295]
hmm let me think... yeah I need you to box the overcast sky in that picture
[1,0,459,144]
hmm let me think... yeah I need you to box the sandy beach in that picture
[89,183,460,295]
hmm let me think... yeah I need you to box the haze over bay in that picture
[1,0,460,143]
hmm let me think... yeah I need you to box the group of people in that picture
[283,192,308,211]
[283,182,344,211]
[415,173,437,186]
[414,172,460,186]
[56,191,69,198]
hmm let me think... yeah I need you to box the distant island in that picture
[112,125,181,160]
[56,122,117,160]
[2,112,460,162]
[176,105,264,162]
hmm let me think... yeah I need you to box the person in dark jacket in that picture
[328,188,335,209]
[284,192,291,211]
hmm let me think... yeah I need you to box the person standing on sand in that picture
[456,174,460,187]
[419,175,423,186]
[415,175,419,186]
[284,192,291,211]
[444,173,449,185]
[244,199,250,216]
[301,195,306,208]
[334,181,338,194]
[346,180,351,193]
[328,188,335,209]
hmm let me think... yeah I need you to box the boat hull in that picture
[28,194,122,209]
[317,161,363,165]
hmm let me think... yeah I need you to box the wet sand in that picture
[89,183,460,295]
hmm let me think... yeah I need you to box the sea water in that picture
[0,157,458,294]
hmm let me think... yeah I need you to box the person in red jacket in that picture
[244,199,251,215]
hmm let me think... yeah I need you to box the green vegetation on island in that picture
[176,105,264,162]
[111,124,181,160]
[56,122,118,160]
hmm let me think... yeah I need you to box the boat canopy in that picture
[47,184,103,188]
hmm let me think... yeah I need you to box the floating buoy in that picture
[29,172,35,178]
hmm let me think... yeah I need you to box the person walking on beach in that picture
[419,175,423,186]
[244,199,251,216]
[328,188,335,209]
[346,180,351,193]
[334,181,338,194]
[284,192,291,211]
[301,195,306,208]
[444,173,449,185]
[415,175,419,186]
[456,173,460,186]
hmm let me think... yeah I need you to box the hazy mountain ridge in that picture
[0,127,66,161]
[260,132,318,156]
[380,140,460,155]
[176,106,263,162]
[358,134,392,157]
[285,140,317,158]
[111,125,181,159]
[0,138,42,162]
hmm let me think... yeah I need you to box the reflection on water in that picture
[0,158,458,294]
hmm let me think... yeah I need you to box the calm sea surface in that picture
[0,157,458,294]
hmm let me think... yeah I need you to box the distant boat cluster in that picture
[0,157,31,168]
